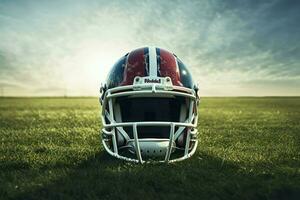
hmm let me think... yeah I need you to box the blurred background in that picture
[0,0,299,96]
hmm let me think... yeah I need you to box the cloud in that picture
[0,0,299,96]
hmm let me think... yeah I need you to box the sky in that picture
[0,0,299,96]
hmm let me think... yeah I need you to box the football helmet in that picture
[99,47,199,163]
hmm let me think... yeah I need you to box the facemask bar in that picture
[100,83,199,163]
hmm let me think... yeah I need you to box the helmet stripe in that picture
[144,47,149,76]
[121,47,146,85]
[157,48,183,86]
[148,47,158,77]
[156,47,161,76]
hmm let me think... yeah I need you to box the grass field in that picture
[0,97,299,200]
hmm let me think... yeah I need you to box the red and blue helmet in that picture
[105,47,195,89]
[100,47,199,163]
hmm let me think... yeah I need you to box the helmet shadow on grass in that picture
[12,151,300,200]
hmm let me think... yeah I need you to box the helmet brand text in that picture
[144,78,162,83]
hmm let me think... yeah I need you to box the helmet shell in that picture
[105,47,194,89]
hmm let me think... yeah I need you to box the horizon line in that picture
[1,96,300,98]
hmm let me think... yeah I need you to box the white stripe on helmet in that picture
[148,47,158,77]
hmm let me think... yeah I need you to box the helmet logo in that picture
[144,78,161,83]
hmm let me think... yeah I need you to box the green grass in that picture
[0,97,299,200]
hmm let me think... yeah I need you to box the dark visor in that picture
[116,97,187,138]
